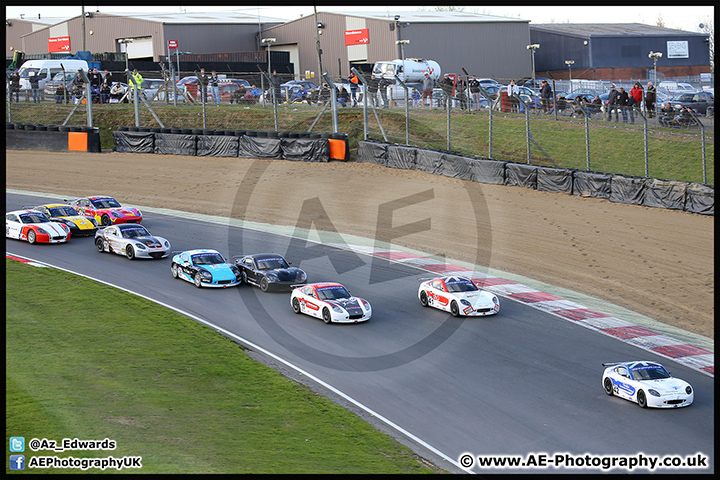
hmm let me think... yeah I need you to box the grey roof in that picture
[7,17,69,26]
[323,10,528,23]
[102,11,285,24]
[530,23,702,37]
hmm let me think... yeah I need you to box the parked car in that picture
[266,80,319,102]
[141,78,169,101]
[670,91,714,115]
[43,71,77,96]
[173,76,251,102]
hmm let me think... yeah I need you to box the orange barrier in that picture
[328,138,346,160]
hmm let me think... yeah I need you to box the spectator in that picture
[617,87,633,123]
[72,69,85,103]
[100,81,111,103]
[468,75,481,111]
[89,67,102,103]
[441,74,453,110]
[555,93,567,114]
[456,75,468,110]
[411,87,421,107]
[9,70,21,103]
[198,68,209,102]
[308,87,319,105]
[110,82,125,103]
[507,79,520,113]
[606,84,619,122]
[645,82,657,118]
[630,82,643,113]
[422,72,434,109]
[318,83,331,105]
[270,69,282,104]
[55,83,67,104]
[349,72,360,107]
[378,76,392,108]
[291,85,308,104]
[231,85,245,104]
[209,70,220,104]
[102,69,114,86]
[539,80,552,113]
[658,102,675,127]
[244,85,261,103]
[29,71,41,103]
[367,75,379,108]
[129,69,143,101]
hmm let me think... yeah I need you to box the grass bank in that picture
[5,259,439,474]
[7,102,713,185]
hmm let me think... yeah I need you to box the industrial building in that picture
[529,23,712,81]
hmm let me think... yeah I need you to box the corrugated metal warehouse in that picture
[529,23,712,80]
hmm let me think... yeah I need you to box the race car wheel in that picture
[322,308,332,324]
[95,238,106,253]
[603,377,614,396]
[637,390,647,408]
[125,245,135,260]
[450,300,460,317]
[101,214,112,226]
[420,290,429,307]
[171,263,179,279]
[260,277,270,292]
[194,273,203,288]
[27,229,37,244]
[292,298,302,314]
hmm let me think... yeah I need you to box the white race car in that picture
[95,224,171,260]
[6,209,71,244]
[418,276,500,317]
[291,282,371,324]
[602,361,694,408]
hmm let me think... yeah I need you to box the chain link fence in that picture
[6,69,714,186]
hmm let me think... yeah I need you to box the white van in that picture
[658,81,695,93]
[17,59,89,91]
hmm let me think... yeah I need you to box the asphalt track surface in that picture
[6,192,714,474]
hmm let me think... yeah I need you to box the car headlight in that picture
[686,386,692,395]
[492,296,499,304]
[297,271,307,282]
[111,211,122,218]
[331,305,344,313]
[200,270,213,280]
[360,299,371,310]
[648,389,661,397]
[135,242,147,250]
[460,299,472,307]
[135,209,142,217]
[164,241,170,248]
[230,265,241,276]
[89,217,99,227]
[36,227,48,234]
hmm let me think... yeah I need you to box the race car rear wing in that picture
[602,362,622,367]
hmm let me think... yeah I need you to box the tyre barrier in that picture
[112,127,345,163]
[5,122,101,152]
[357,139,713,216]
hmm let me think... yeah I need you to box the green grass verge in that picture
[5,259,439,474]
[7,102,713,185]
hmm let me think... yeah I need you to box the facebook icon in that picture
[10,455,25,470]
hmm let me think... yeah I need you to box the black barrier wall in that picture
[112,128,340,163]
[356,139,714,216]
[6,123,101,152]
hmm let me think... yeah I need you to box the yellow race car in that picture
[29,203,99,237]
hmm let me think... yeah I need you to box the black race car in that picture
[233,253,307,292]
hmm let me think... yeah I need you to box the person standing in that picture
[441,74,453,111]
[617,86,631,123]
[422,72,434,108]
[89,67,102,103]
[197,68,209,102]
[507,79,520,113]
[367,75,379,107]
[606,84,618,122]
[9,70,21,103]
[100,80,111,103]
[129,69,143,101]
[29,71,41,103]
[270,69,282,104]
[645,82,657,118]
[72,69,86,103]
[102,68,114,86]
[540,80,552,113]
[378,76,392,108]
[468,75,481,111]
[209,70,220,104]
[456,75,468,110]
[349,72,359,107]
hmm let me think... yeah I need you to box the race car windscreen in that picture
[316,286,351,300]
[92,198,122,208]
[257,257,289,270]
[445,279,478,292]
[21,213,51,223]
[630,365,671,381]
[49,206,80,217]
[192,253,226,265]
[121,226,151,238]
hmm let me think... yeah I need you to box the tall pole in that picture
[565,60,574,93]
[81,6,86,51]
[314,7,324,80]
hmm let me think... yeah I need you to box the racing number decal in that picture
[428,291,449,307]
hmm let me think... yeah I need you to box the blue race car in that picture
[170,249,242,288]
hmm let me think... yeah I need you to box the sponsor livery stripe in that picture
[337,244,714,377]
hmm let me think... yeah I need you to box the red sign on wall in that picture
[344,29,369,46]
[48,36,71,53]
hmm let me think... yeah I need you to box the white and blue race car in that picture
[602,361,694,408]
[170,249,242,288]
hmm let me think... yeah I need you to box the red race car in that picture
[65,195,142,226]
[6,209,71,244]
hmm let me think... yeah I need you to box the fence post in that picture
[634,106,649,177]
[125,69,140,127]
[394,74,410,145]
[446,91,451,151]
[81,69,93,127]
[525,94,531,163]
[351,67,368,140]
[6,75,12,122]
[688,111,708,184]
[322,73,339,133]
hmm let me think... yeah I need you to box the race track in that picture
[6,191,714,474]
